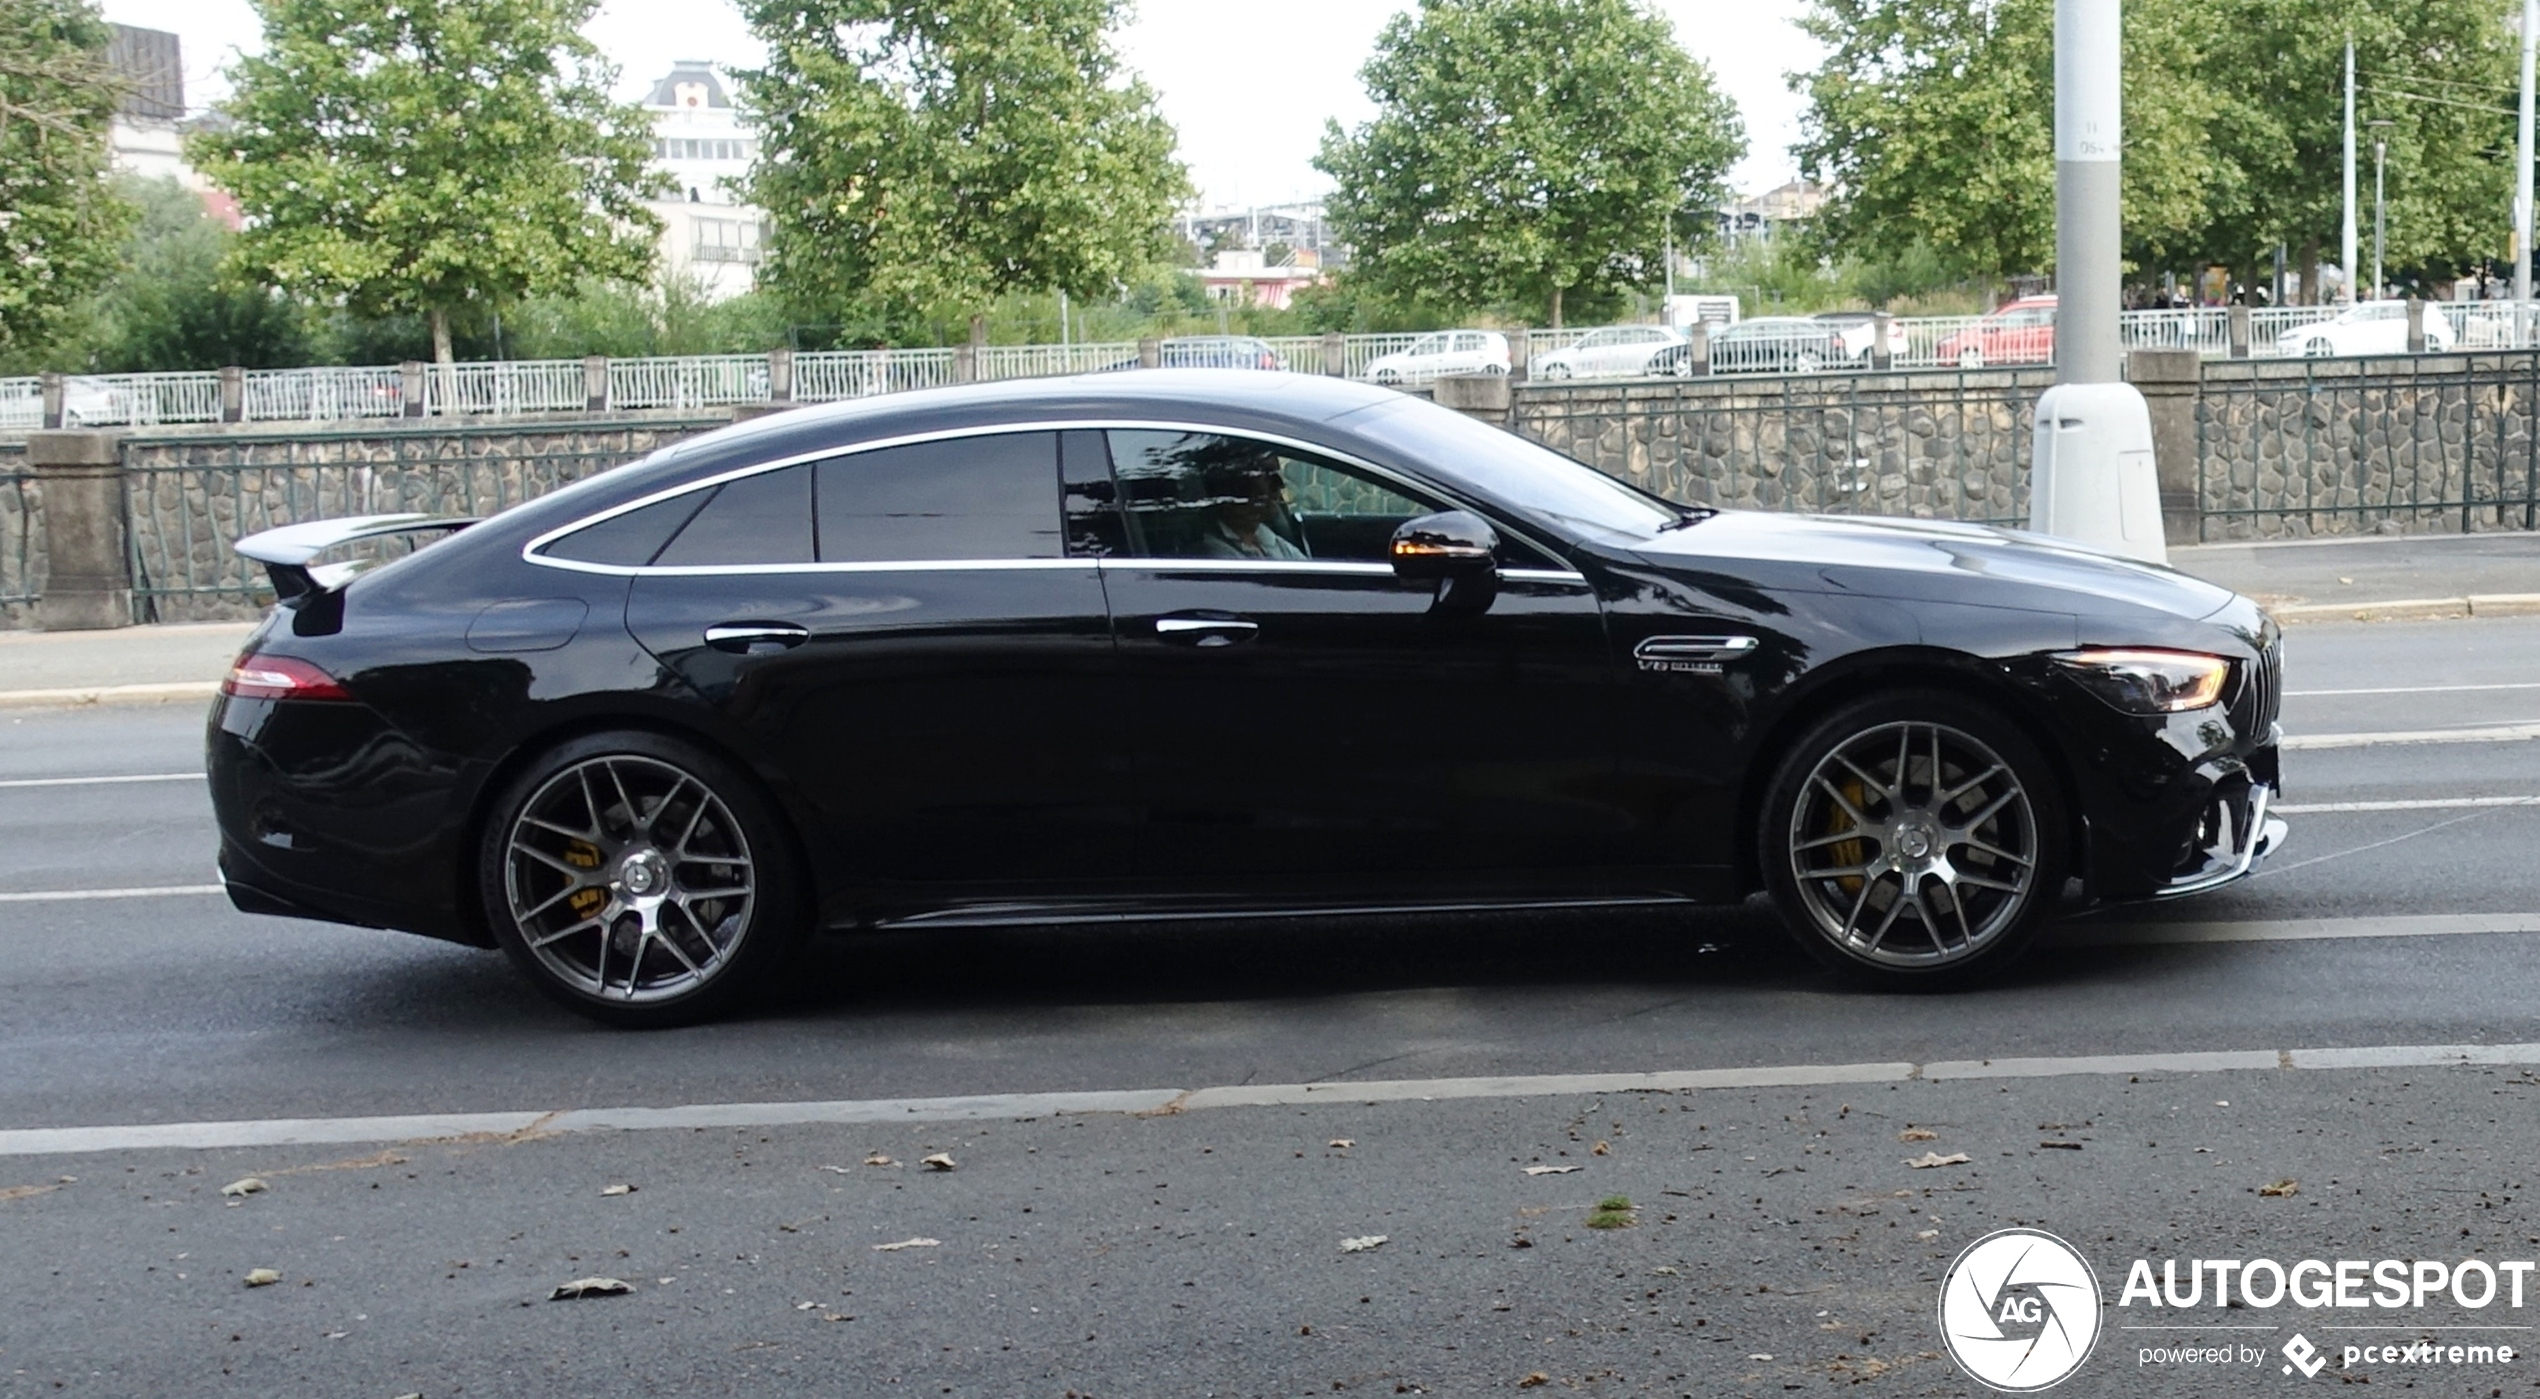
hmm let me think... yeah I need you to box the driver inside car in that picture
[1197,451,1308,561]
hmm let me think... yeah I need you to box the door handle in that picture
[704,621,810,653]
[1155,615,1259,647]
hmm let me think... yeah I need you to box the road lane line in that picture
[2283,722,2540,750]
[2061,912,2540,945]
[0,884,225,903]
[0,773,204,790]
[2275,796,2540,814]
[10,1040,2540,1157]
[0,681,221,709]
[2289,682,2540,697]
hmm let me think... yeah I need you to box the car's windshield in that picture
[1352,401,1685,542]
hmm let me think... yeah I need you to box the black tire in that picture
[1757,690,2068,989]
[478,729,807,1027]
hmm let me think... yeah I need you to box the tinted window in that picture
[654,465,814,567]
[542,490,711,566]
[816,432,1061,562]
[1349,401,1678,544]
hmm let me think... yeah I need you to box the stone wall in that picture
[0,440,35,628]
[2193,354,2540,540]
[1511,369,2051,525]
[120,414,723,623]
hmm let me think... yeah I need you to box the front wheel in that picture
[1956,347,1985,369]
[1539,362,1572,380]
[479,730,806,1027]
[1758,692,2068,987]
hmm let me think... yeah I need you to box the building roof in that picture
[107,25,184,122]
[646,61,732,109]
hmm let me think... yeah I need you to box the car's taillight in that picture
[221,653,353,701]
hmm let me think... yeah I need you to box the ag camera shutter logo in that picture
[1939,1228,2104,1390]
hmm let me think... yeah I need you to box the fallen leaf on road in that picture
[1339,1235,1388,1253]
[863,1153,895,1168]
[600,1184,636,1196]
[818,1165,852,1174]
[0,1183,63,1203]
[243,1268,281,1287]
[2259,1179,2299,1198]
[1898,1129,1937,1142]
[549,1277,634,1299]
[1591,1140,1610,1156]
[871,1238,939,1252]
[2039,1141,2083,1151]
[220,1177,267,1198]
[1518,1373,1550,1388]
[1749,1353,1775,1361]
[1328,1139,1353,1149]
[1521,1165,1579,1176]
[920,1153,956,1172]
[1916,1229,1940,1240]
[1905,1152,1971,1169]
[795,1301,819,1310]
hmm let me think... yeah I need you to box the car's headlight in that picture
[2051,648,2231,713]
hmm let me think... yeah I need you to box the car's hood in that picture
[1624,510,2238,622]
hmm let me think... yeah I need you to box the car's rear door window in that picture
[653,464,814,567]
[815,431,1062,562]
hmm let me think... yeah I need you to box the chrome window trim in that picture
[520,417,1585,580]
[1098,557,1587,585]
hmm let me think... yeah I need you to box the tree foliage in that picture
[188,0,665,365]
[738,0,1189,339]
[76,177,311,372]
[1794,0,2516,292]
[0,0,134,358]
[1316,0,1746,327]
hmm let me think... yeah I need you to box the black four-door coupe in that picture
[210,371,2285,1025]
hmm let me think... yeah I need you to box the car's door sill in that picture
[860,892,1703,932]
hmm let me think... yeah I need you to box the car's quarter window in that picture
[540,490,713,566]
[814,431,1062,563]
[653,464,814,567]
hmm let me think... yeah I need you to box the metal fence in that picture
[119,418,723,621]
[2196,353,2540,540]
[1515,370,2047,526]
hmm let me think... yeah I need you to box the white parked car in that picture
[2275,300,2452,358]
[1364,330,1512,385]
[1530,324,1683,379]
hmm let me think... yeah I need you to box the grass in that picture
[1585,1195,1636,1229]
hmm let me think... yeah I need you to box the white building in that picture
[105,25,239,225]
[640,61,766,302]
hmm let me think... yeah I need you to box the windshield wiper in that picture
[1656,505,1718,532]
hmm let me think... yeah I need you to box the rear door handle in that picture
[704,621,810,653]
[1155,615,1259,647]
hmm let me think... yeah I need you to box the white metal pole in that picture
[2343,39,2358,304]
[2373,138,2386,299]
[1059,289,1070,350]
[2054,0,2122,383]
[2518,0,2536,337]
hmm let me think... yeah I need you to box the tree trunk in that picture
[1550,285,1564,330]
[2299,239,2321,306]
[969,313,988,351]
[429,307,456,415]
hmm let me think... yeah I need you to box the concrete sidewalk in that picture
[0,531,2532,704]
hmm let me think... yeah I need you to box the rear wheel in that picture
[1956,346,1985,369]
[1759,692,2067,987]
[479,730,806,1027]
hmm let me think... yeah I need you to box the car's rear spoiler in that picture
[231,514,478,604]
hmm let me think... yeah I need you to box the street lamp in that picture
[2370,119,2394,300]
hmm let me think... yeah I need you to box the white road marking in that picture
[0,884,225,904]
[0,681,221,709]
[9,1037,2540,1157]
[0,773,203,790]
[2275,796,2540,814]
[2056,912,2540,946]
[2284,723,2540,750]
[2289,682,2540,697]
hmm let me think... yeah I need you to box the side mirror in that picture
[1390,510,1500,614]
[1389,510,1500,580]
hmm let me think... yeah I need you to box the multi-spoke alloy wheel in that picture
[482,733,801,1025]
[1762,695,2066,985]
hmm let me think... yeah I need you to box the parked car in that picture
[1697,317,1851,376]
[1364,330,1512,385]
[1812,310,1911,364]
[211,371,2286,1025]
[1159,336,1287,371]
[1529,324,1683,379]
[1934,295,2059,368]
[2273,300,2453,358]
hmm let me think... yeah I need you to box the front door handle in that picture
[704,621,810,654]
[1155,614,1259,647]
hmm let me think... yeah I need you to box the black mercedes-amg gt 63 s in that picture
[209,371,2284,1025]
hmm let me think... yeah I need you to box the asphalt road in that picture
[5,617,2540,1396]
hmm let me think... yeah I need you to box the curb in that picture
[0,681,222,709]
[2273,593,2540,624]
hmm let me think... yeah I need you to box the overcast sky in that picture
[98,0,1822,209]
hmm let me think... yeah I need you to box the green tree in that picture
[77,177,310,372]
[1793,0,2220,287]
[1315,0,1746,328]
[0,0,133,360]
[188,0,665,372]
[738,0,1190,344]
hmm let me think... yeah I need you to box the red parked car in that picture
[1935,295,2057,368]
